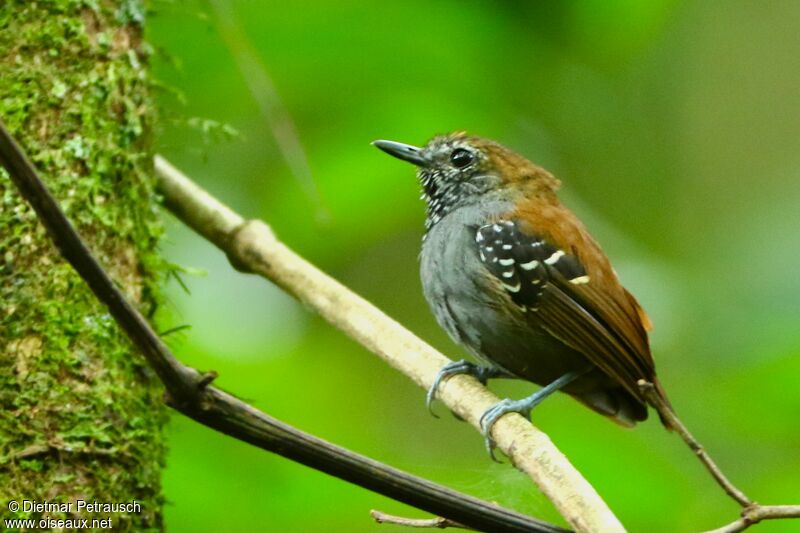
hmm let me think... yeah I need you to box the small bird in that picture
[374,132,671,458]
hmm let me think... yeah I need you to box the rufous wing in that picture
[475,211,662,408]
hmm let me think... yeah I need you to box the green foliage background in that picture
[149,1,800,531]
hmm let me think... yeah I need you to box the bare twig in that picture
[154,155,624,533]
[640,380,800,532]
[0,120,566,533]
[638,380,751,506]
[371,509,473,530]
[209,0,328,222]
[703,505,800,533]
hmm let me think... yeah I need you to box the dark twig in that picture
[0,125,203,405]
[371,509,473,530]
[0,120,566,533]
[639,380,800,532]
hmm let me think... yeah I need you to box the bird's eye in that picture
[450,148,473,168]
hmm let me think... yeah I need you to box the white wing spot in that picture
[520,260,539,270]
[498,258,514,266]
[503,281,521,293]
[476,232,484,243]
[501,270,514,278]
[544,250,565,265]
[502,244,512,250]
[570,275,590,285]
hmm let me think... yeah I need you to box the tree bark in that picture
[0,2,165,529]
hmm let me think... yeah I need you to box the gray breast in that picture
[419,199,591,384]
[420,199,511,369]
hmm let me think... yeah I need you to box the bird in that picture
[373,132,672,459]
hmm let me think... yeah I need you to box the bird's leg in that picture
[426,359,507,417]
[479,368,591,462]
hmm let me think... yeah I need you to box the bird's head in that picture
[374,132,559,231]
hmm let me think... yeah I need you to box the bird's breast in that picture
[419,203,590,384]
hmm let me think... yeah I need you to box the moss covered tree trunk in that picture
[0,1,166,529]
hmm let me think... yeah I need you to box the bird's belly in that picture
[421,212,593,388]
[439,290,591,386]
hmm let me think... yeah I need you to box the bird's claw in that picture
[427,360,503,416]
[479,398,534,462]
[426,359,483,417]
[477,369,589,460]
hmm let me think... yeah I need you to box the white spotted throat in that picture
[374,132,672,458]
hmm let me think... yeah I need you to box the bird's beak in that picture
[372,140,427,167]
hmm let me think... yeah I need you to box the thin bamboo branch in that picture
[154,155,625,533]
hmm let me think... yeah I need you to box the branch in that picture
[371,509,472,530]
[640,381,800,532]
[154,155,624,533]
[703,505,800,533]
[638,380,751,506]
[0,120,565,533]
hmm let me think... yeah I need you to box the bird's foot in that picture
[426,360,501,417]
[479,369,588,462]
[479,395,544,462]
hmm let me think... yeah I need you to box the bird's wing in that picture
[474,219,655,403]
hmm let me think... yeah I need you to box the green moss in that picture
[0,1,167,530]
